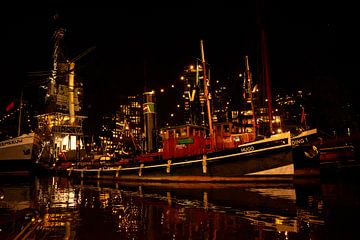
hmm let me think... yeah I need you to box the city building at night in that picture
[119,95,143,149]
[212,79,232,123]
[99,95,143,156]
[274,90,310,131]
[180,64,204,126]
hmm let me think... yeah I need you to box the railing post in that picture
[202,155,207,174]
[139,164,144,176]
[166,160,172,173]
[115,166,122,178]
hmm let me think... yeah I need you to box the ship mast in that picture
[68,62,75,125]
[260,28,273,133]
[200,40,214,147]
[50,28,65,96]
[17,89,23,136]
[68,46,95,125]
[245,56,257,134]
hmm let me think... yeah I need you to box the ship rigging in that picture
[35,27,95,162]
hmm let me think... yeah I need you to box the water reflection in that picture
[0,176,79,239]
[0,175,359,239]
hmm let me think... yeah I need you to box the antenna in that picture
[70,46,96,63]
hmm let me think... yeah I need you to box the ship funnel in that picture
[143,91,157,152]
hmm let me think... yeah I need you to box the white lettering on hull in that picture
[0,138,24,147]
[240,146,255,153]
[292,138,305,146]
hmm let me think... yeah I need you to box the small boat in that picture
[319,143,360,177]
[319,144,358,176]
[293,136,357,177]
[0,92,41,175]
[319,145,356,164]
[0,133,41,175]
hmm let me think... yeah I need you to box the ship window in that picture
[180,127,187,137]
[161,130,168,140]
[224,125,230,133]
[168,130,175,138]
[175,129,181,138]
[216,125,222,134]
[231,126,238,134]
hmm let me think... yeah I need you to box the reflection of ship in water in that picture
[0,177,80,239]
[1,176,334,239]
[25,176,79,239]
[75,180,326,239]
[0,181,36,239]
[319,178,360,239]
[130,183,299,237]
[294,181,326,240]
[0,185,32,210]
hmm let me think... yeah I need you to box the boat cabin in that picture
[161,124,210,160]
[214,122,256,150]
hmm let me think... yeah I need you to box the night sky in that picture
[0,6,343,132]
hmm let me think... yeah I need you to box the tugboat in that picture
[67,41,295,182]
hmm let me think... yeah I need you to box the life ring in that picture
[304,145,319,159]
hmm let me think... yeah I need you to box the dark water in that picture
[0,173,359,240]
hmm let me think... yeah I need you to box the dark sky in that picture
[0,6,339,123]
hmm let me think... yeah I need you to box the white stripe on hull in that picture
[245,164,294,175]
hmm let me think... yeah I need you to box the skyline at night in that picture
[0,7,343,133]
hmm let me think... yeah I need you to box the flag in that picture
[300,107,305,124]
[5,101,14,112]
